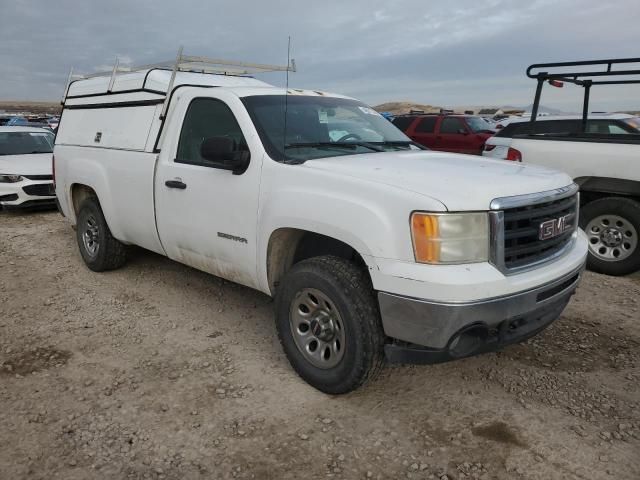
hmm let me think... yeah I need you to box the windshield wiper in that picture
[285,142,384,152]
[369,140,426,150]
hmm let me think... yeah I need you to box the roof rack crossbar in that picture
[527,57,640,83]
[62,47,296,105]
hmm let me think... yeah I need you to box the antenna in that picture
[282,36,291,161]
[61,67,75,105]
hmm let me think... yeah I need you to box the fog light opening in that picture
[448,325,488,358]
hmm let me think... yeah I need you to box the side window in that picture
[391,116,414,132]
[415,117,437,133]
[176,98,248,166]
[585,120,632,135]
[440,117,466,134]
[495,123,517,138]
[534,120,578,134]
[607,123,632,134]
[511,123,534,136]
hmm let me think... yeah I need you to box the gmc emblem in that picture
[539,214,572,240]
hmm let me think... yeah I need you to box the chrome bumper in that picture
[378,263,585,361]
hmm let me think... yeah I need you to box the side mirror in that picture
[458,128,469,135]
[200,137,250,175]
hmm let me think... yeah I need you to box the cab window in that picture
[586,120,634,135]
[176,98,248,166]
[440,117,466,134]
[415,117,437,133]
[391,116,414,132]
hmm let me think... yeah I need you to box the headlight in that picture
[410,212,489,264]
[0,174,24,183]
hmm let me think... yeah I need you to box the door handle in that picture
[165,180,187,189]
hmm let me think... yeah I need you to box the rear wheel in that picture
[76,196,127,272]
[580,197,640,276]
[274,256,385,394]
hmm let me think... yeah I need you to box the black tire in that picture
[580,197,640,276]
[76,196,127,272]
[274,255,385,394]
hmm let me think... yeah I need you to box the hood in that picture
[0,153,53,176]
[302,150,573,211]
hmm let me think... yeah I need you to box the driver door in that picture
[154,90,263,290]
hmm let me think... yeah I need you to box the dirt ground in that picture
[1,210,638,480]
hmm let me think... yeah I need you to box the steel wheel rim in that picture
[586,214,637,262]
[82,214,100,258]
[289,288,346,369]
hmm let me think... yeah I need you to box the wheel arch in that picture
[264,227,374,296]
[576,176,640,205]
[69,183,98,222]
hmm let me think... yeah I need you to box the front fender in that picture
[256,160,446,293]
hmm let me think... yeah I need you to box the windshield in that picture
[0,131,54,155]
[241,95,418,162]
[465,116,495,133]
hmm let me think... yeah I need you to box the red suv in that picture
[392,114,496,155]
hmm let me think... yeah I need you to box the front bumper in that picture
[0,179,56,209]
[379,262,585,364]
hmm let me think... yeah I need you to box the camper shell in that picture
[58,59,283,153]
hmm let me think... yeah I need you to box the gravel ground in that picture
[1,210,639,480]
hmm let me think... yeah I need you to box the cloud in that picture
[1,0,639,110]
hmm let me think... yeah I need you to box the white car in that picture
[0,126,56,210]
[483,114,639,161]
[54,53,587,393]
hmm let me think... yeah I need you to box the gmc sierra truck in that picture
[54,53,588,393]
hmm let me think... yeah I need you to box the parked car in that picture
[483,114,640,160]
[0,126,56,209]
[55,54,587,393]
[493,116,522,130]
[6,116,30,126]
[5,116,53,131]
[507,58,640,276]
[392,114,495,155]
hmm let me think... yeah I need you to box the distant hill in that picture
[518,104,569,115]
[373,101,572,116]
[0,101,61,115]
[373,101,440,115]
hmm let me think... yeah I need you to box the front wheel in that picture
[580,197,640,276]
[274,256,385,394]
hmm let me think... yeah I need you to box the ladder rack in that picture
[62,46,296,109]
[525,57,640,130]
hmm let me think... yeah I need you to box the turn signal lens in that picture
[411,212,489,264]
[411,214,440,263]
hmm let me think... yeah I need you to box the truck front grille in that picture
[490,185,579,273]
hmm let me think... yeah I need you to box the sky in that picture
[1,0,639,111]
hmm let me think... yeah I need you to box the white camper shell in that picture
[58,55,287,152]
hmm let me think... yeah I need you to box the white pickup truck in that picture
[509,135,640,276]
[509,58,640,276]
[54,55,588,393]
